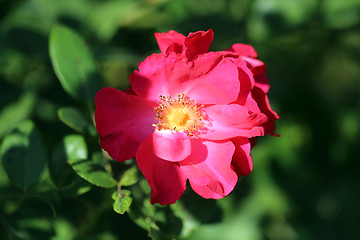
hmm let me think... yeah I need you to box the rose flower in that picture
[95,30,279,205]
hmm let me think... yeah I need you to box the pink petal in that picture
[131,52,240,105]
[251,86,280,135]
[184,29,214,60]
[242,56,270,94]
[155,30,186,55]
[124,87,136,95]
[136,134,187,205]
[200,104,268,140]
[129,53,180,102]
[170,52,240,105]
[226,43,258,58]
[254,74,270,94]
[95,87,156,162]
[252,87,279,121]
[228,57,255,105]
[231,137,253,176]
[242,56,266,75]
[190,181,224,199]
[152,130,191,162]
[180,139,237,198]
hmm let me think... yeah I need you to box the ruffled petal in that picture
[180,139,237,198]
[226,43,258,58]
[251,86,280,135]
[227,57,255,105]
[242,56,266,75]
[152,130,191,162]
[95,87,156,161]
[170,52,240,105]
[242,56,270,94]
[136,134,187,205]
[254,74,270,94]
[190,181,224,199]
[184,29,214,60]
[200,104,268,140]
[155,30,186,55]
[231,137,253,176]
[131,52,240,105]
[129,53,181,102]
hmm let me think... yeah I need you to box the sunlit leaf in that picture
[0,120,47,190]
[120,165,139,187]
[64,135,117,188]
[58,107,90,133]
[112,190,133,214]
[49,24,102,103]
[69,158,117,188]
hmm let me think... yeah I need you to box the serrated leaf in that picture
[0,120,47,190]
[113,190,132,214]
[58,107,90,133]
[120,165,139,187]
[63,135,117,188]
[49,24,102,103]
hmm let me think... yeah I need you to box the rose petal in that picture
[231,137,253,176]
[131,52,240,105]
[190,181,224,199]
[124,87,136,95]
[155,30,186,55]
[251,86,280,135]
[241,56,270,94]
[180,139,237,198]
[95,87,156,161]
[136,134,187,205]
[242,56,266,75]
[129,53,180,102]
[185,29,214,60]
[226,43,258,58]
[170,52,240,105]
[152,130,191,162]
[200,104,268,140]
[228,57,255,105]
[254,74,270,94]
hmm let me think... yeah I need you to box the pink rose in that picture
[156,29,279,135]
[95,30,278,205]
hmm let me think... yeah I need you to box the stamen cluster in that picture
[153,93,204,136]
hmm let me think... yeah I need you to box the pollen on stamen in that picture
[153,93,204,136]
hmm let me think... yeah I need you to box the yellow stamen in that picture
[153,93,204,136]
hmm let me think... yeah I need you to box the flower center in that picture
[154,94,204,136]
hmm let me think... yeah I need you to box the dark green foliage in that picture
[0,0,360,239]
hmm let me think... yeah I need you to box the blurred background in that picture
[0,0,360,239]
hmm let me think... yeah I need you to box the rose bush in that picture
[95,30,279,205]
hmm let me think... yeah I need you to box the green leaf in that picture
[61,178,92,198]
[0,92,36,138]
[64,135,117,188]
[63,135,88,159]
[120,165,139,187]
[49,24,102,103]
[112,190,133,214]
[69,158,117,188]
[0,120,47,190]
[49,142,76,188]
[58,107,90,133]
